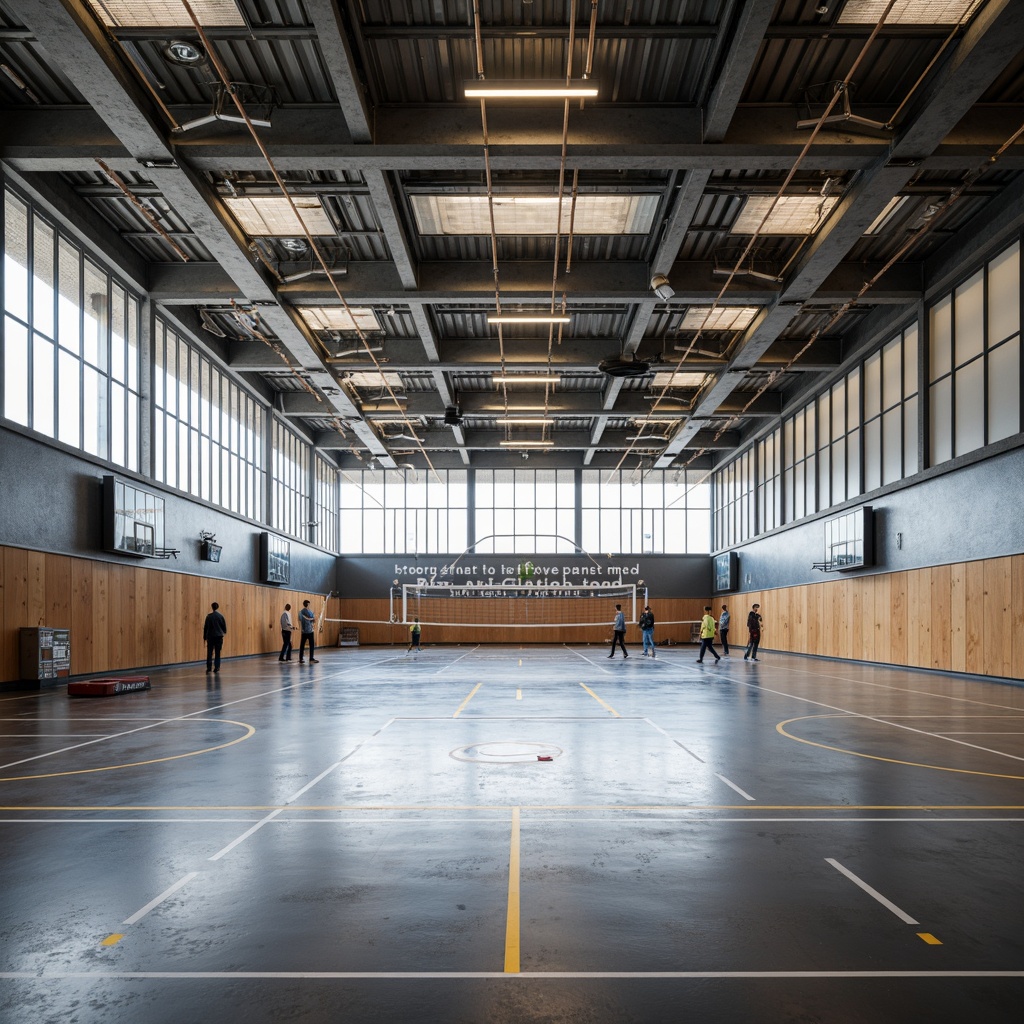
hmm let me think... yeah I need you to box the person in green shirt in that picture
[408,618,422,653]
[696,605,721,664]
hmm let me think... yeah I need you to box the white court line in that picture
[643,718,705,763]
[0,657,397,774]
[729,679,1024,767]
[122,872,199,925]
[826,858,919,924]
[564,647,613,672]
[434,646,481,673]
[714,773,755,801]
[3,970,1023,979]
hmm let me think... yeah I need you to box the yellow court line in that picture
[777,715,1024,781]
[0,720,256,783]
[516,689,522,701]
[504,806,521,974]
[101,934,124,947]
[579,682,620,718]
[453,683,482,718]
[918,933,943,945]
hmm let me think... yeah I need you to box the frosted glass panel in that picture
[903,396,919,476]
[882,337,902,410]
[929,379,952,464]
[988,241,1019,346]
[847,369,861,430]
[864,418,881,491]
[954,269,984,366]
[864,351,881,418]
[903,323,919,397]
[954,360,985,456]
[988,338,1020,443]
[882,407,902,485]
[930,295,952,380]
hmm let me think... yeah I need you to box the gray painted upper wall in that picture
[723,441,1024,595]
[0,425,337,594]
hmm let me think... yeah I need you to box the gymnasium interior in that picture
[1,0,1024,1021]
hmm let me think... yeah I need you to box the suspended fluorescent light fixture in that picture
[492,374,562,384]
[496,417,554,425]
[626,434,669,443]
[499,440,556,448]
[465,80,599,99]
[488,313,571,325]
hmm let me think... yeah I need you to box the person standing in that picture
[279,603,294,662]
[203,602,227,674]
[608,604,628,659]
[744,603,762,661]
[639,605,656,658]
[408,617,422,653]
[298,599,318,663]
[696,605,721,664]
[719,604,731,656]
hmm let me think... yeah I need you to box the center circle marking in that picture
[450,740,564,764]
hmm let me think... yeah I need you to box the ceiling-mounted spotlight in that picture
[280,237,308,256]
[163,39,207,67]
[650,274,674,301]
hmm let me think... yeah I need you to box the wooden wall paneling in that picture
[872,573,891,665]
[983,557,1013,679]
[906,568,930,668]
[890,571,908,667]
[2,548,28,681]
[26,549,46,628]
[70,556,93,676]
[963,560,986,673]
[949,562,967,673]
[929,564,952,670]
[45,554,72,636]
[92,561,111,674]
[850,577,866,662]
[1012,555,1024,680]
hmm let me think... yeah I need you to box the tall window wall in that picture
[272,419,311,541]
[3,188,140,469]
[315,455,339,553]
[153,318,265,521]
[714,447,755,549]
[864,323,919,490]
[340,468,468,554]
[475,469,576,553]
[582,470,711,555]
[929,240,1021,463]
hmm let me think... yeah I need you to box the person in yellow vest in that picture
[408,618,422,653]
[696,605,721,664]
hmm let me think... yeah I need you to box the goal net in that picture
[400,583,638,629]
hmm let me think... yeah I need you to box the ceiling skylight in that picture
[732,195,839,235]
[411,195,658,236]
[679,307,759,331]
[226,198,334,237]
[345,371,403,388]
[298,307,382,333]
[838,0,979,24]
[651,372,709,388]
[86,0,244,27]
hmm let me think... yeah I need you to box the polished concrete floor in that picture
[2,642,1024,1022]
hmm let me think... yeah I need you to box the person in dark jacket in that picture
[743,604,762,662]
[203,602,227,673]
[639,605,656,657]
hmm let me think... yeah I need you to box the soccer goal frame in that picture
[395,582,639,630]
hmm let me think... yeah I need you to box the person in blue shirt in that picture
[608,604,628,659]
[298,600,319,664]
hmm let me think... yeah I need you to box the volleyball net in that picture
[394,583,639,629]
